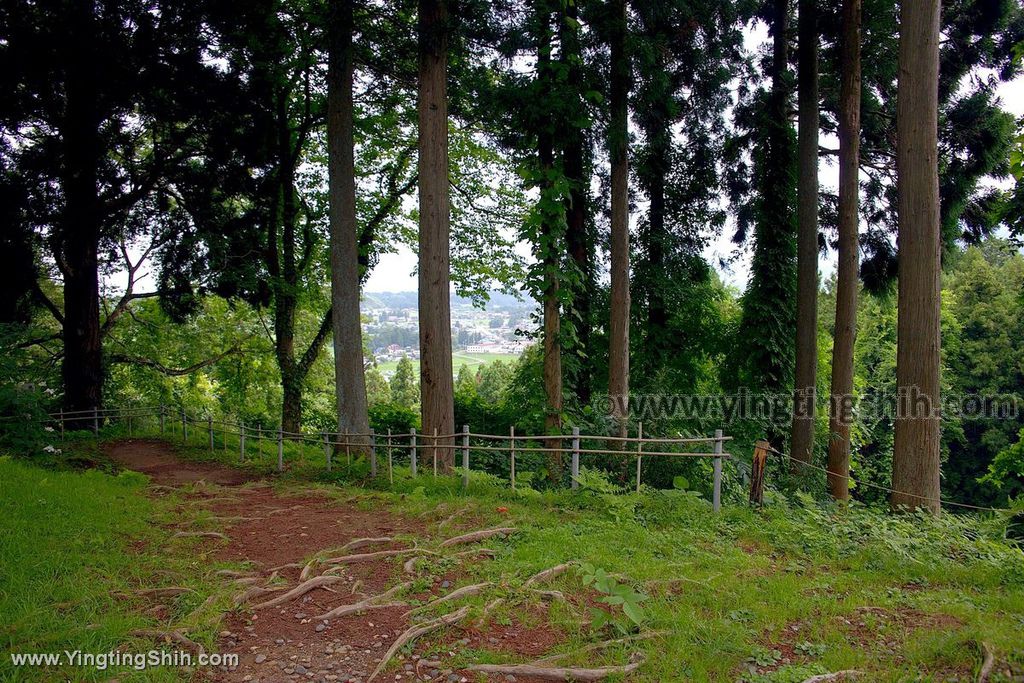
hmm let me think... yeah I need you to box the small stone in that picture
[294,665,307,674]
[295,613,308,619]
[220,630,233,637]
[255,654,267,664]
[284,668,295,675]
[440,581,451,589]
[505,676,517,683]
[276,639,286,645]
[315,623,327,632]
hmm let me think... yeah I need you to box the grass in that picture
[0,456,231,682]
[6,423,1024,681]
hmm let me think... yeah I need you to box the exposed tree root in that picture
[439,527,517,547]
[800,671,861,683]
[977,642,995,683]
[524,563,572,587]
[267,562,304,573]
[315,581,412,620]
[530,589,566,602]
[232,577,262,586]
[185,593,221,621]
[324,548,423,564]
[454,548,497,560]
[213,569,251,579]
[233,586,278,608]
[403,582,492,617]
[263,504,306,516]
[533,631,668,665]
[171,531,228,541]
[476,597,505,627]
[298,558,318,581]
[251,575,345,610]
[136,587,194,598]
[403,556,421,574]
[131,629,205,657]
[367,606,471,682]
[338,536,394,552]
[466,652,646,681]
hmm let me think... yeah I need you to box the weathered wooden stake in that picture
[127,412,132,437]
[510,425,516,490]
[344,429,351,466]
[323,431,332,471]
[240,421,246,462]
[461,424,470,490]
[59,410,64,441]
[181,409,187,442]
[571,427,580,490]
[369,428,377,477]
[159,406,165,435]
[409,428,417,476]
[93,408,99,434]
[432,427,438,477]
[208,415,214,451]
[712,428,723,512]
[749,439,770,506]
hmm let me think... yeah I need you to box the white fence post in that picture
[636,422,643,494]
[510,425,516,490]
[387,429,394,484]
[409,428,417,476]
[571,427,580,490]
[461,424,470,490]
[370,428,377,477]
[277,428,284,472]
[713,428,723,513]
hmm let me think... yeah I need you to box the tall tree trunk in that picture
[61,0,103,419]
[560,1,592,409]
[790,0,820,468]
[607,0,630,432]
[827,0,861,501]
[892,0,942,513]
[276,91,303,434]
[417,0,455,471]
[537,2,563,478]
[328,0,371,442]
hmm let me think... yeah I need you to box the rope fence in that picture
[38,405,732,510]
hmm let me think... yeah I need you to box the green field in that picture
[375,351,520,376]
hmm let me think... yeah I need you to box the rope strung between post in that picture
[760,442,1009,513]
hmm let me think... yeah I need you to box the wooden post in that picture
[240,421,246,462]
[344,429,351,466]
[713,429,723,513]
[323,431,332,471]
[93,407,99,435]
[510,425,516,490]
[461,424,470,490]
[223,419,227,453]
[159,406,165,435]
[277,428,284,472]
[59,410,64,441]
[571,427,580,490]
[750,440,770,506]
[409,428,417,476]
[127,412,132,438]
[258,426,263,458]
[635,422,643,494]
[369,428,377,477]
[208,415,214,451]
[387,429,394,484]
[432,427,438,478]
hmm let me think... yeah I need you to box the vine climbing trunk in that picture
[790,0,820,470]
[328,0,371,443]
[892,0,942,513]
[417,0,455,471]
[827,0,861,501]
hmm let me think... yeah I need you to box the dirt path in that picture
[102,439,560,683]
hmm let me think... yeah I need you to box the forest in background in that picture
[3,0,1024,510]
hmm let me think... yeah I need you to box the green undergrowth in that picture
[0,456,231,682]
[322,470,1024,681]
